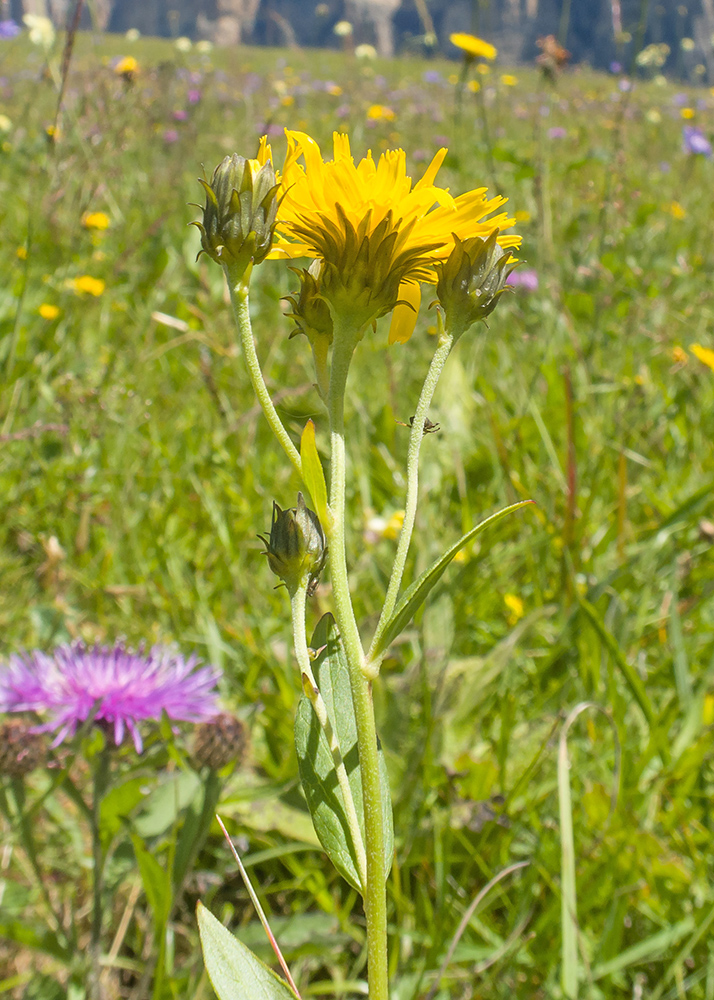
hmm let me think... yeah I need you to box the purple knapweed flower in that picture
[0,19,20,39]
[682,124,712,157]
[0,642,221,752]
[508,268,539,292]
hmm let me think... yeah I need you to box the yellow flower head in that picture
[115,56,139,78]
[450,33,497,61]
[39,303,60,320]
[82,211,111,231]
[690,343,714,371]
[72,275,105,297]
[271,130,519,340]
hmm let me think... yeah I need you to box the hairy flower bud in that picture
[259,492,327,595]
[192,712,248,771]
[436,230,518,338]
[284,260,334,348]
[194,149,278,276]
[0,718,47,777]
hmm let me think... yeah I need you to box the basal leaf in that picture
[371,501,533,660]
[294,614,393,891]
[300,420,329,529]
[197,902,298,1000]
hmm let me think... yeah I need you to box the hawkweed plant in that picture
[194,130,530,1000]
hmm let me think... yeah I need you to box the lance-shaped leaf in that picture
[300,420,329,530]
[371,501,533,661]
[197,902,298,1000]
[294,614,394,891]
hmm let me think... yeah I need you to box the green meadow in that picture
[1,28,714,999]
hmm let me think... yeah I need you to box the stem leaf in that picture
[295,613,394,891]
[371,501,533,660]
[197,902,298,1000]
[300,419,329,528]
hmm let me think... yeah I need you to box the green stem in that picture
[367,327,454,670]
[290,579,368,889]
[326,326,389,1000]
[225,265,303,480]
[88,745,111,1000]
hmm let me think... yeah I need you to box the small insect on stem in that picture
[397,415,441,434]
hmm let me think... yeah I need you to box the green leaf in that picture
[131,834,172,933]
[300,420,329,529]
[197,902,298,1000]
[371,501,533,660]
[294,614,394,891]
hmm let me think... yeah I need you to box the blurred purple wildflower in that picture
[548,126,567,139]
[508,268,539,291]
[173,109,188,121]
[610,61,622,73]
[423,69,441,83]
[682,124,712,157]
[163,128,179,143]
[0,19,20,39]
[0,642,221,752]
[187,88,201,103]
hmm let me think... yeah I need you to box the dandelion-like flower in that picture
[0,642,221,752]
[271,130,519,340]
[449,33,497,61]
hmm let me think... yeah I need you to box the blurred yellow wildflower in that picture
[467,80,481,92]
[504,593,524,624]
[0,115,12,133]
[115,56,139,78]
[39,304,60,320]
[671,345,688,364]
[666,200,686,219]
[16,246,27,260]
[271,129,520,341]
[476,63,491,75]
[23,13,55,50]
[690,343,714,370]
[326,83,343,96]
[367,104,395,121]
[71,275,105,297]
[450,33,497,61]
[681,107,695,119]
[82,211,111,230]
[515,210,531,222]
[501,74,518,86]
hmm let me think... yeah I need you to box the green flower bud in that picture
[193,152,278,276]
[259,493,327,595]
[435,230,518,338]
[284,260,334,348]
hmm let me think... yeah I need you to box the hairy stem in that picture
[88,745,111,1000]
[290,580,368,890]
[368,326,454,670]
[327,326,389,1000]
[225,265,303,480]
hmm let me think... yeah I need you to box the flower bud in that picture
[284,260,334,348]
[194,149,278,277]
[0,718,47,777]
[192,712,247,771]
[435,230,518,338]
[259,492,327,595]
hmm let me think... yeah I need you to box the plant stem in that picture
[88,745,111,1000]
[367,327,454,670]
[225,265,303,480]
[326,326,389,1000]
[290,580,368,889]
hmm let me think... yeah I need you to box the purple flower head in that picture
[163,128,179,144]
[610,61,622,74]
[187,88,201,103]
[548,126,567,139]
[423,69,441,84]
[0,19,20,39]
[682,124,712,157]
[173,108,188,121]
[507,268,539,292]
[0,642,221,752]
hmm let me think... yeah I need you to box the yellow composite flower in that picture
[690,343,714,371]
[269,130,519,341]
[450,33,497,61]
[71,275,105,297]
[39,303,60,320]
[115,56,139,77]
[82,211,111,230]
